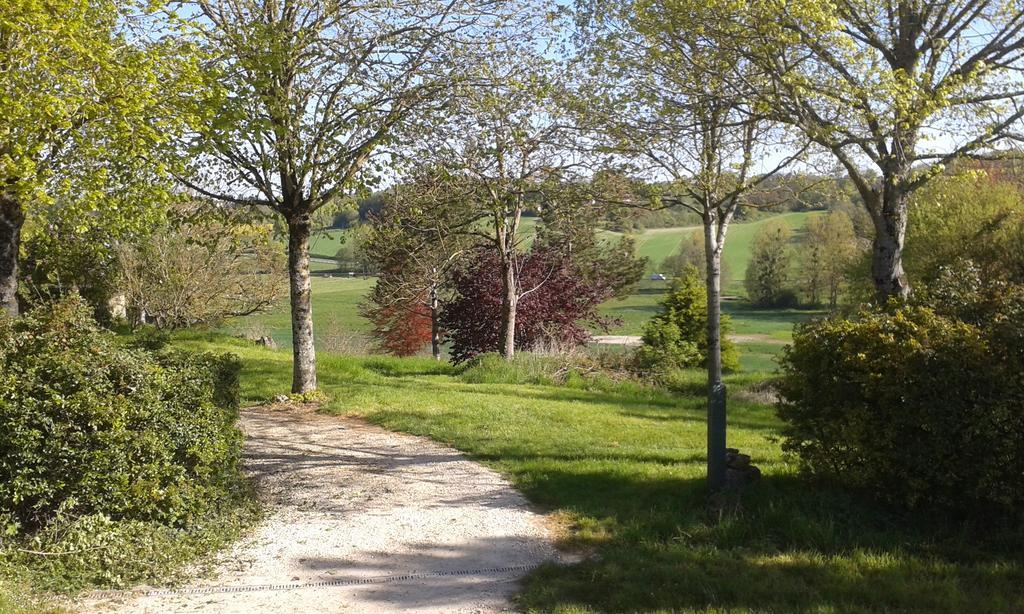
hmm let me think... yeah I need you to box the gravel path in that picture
[84,405,562,613]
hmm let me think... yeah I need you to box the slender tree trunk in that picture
[871,180,911,302]
[430,283,441,361]
[0,194,24,317]
[287,215,317,393]
[703,220,727,492]
[499,254,517,360]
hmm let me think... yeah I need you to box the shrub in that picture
[117,208,286,329]
[442,246,622,363]
[0,296,244,533]
[634,267,738,373]
[777,283,1024,515]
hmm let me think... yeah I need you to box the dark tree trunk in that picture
[703,220,727,492]
[430,283,441,361]
[499,254,517,360]
[870,183,911,302]
[0,194,24,317]
[287,215,317,393]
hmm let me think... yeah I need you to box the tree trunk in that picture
[287,215,317,393]
[0,194,24,317]
[703,221,727,492]
[499,255,517,360]
[430,283,441,361]
[871,182,911,302]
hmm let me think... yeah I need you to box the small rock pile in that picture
[725,447,761,489]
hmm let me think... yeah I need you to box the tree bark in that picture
[499,254,517,360]
[287,215,317,393]
[871,183,911,302]
[703,220,727,492]
[0,194,24,317]
[430,283,441,361]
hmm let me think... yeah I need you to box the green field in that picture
[224,275,374,350]
[172,334,1024,613]
[603,211,822,292]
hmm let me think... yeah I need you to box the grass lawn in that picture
[223,275,374,349]
[174,333,1024,613]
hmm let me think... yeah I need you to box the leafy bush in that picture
[0,297,244,533]
[634,267,738,373]
[777,277,1024,515]
[5,500,258,590]
[442,246,623,363]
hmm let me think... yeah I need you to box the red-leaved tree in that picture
[363,297,434,357]
[441,246,620,363]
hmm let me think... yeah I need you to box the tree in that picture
[179,0,519,392]
[738,0,1024,300]
[576,0,804,491]
[441,245,622,363]
[360,170,472,360]
[363,299,434,358]
[745,221,795,307]
[905,170,1024,285]
[117,205,286,328]
[405,52,592,360]
[635,266,739,373]
[0,0,189,316]
[800,211,859,309]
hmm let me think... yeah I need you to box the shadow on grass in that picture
[516,471,1024,613]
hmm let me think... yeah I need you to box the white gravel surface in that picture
[83,405,562,613]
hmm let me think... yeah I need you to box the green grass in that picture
[604,211,822,293]
[0,577,62,614]
[223,275,374,349]
[171,334,1024,613]
[308,229,350,259]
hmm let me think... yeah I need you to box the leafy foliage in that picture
[442,246,621,363]
[798,211,860,308]
[1,0,194,313]
[777,269,1024,515]
[745,220,796,307]
[117,207,286,329]
[905,171,1024,286]
[0,297,244,533]
[363,300,434,357]
[635,266,738,373]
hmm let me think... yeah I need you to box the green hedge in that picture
[0,297,243,534]
[777,282,1024,515]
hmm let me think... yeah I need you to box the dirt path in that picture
[84,406,562,613]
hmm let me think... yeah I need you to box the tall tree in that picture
[180,0,520,391]
[360,170,472,360]
[801,211,859,309]
[0,0,188,316]
[745,220,795,307]
[576,0,804,491]
[739,0,1024,300]
[407,55,587,360]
